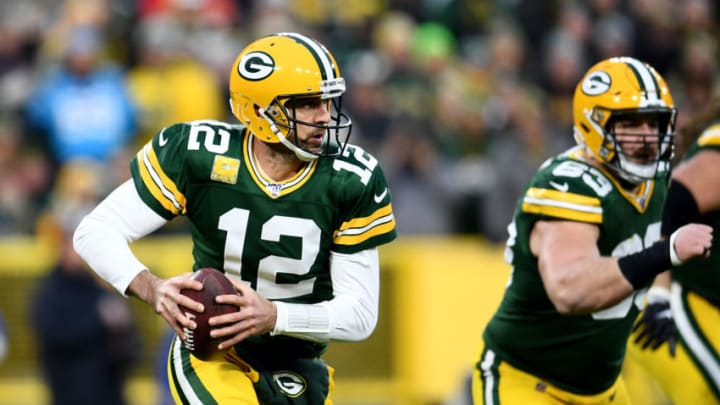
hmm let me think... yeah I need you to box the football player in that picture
[472,56,713,404]
[628,99,720,405]
[74,32,397,404]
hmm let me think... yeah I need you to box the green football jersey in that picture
[130,120,397,357]
[483,145,668,394]
[672,124,720,307]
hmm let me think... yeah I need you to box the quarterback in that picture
[472,57,713,404]
[74,32,396,404]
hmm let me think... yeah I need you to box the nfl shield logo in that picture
[266,183,282,198]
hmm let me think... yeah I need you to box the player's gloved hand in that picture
[632,287,677,357]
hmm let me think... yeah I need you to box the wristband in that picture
[669,229,682,266]
[618,239,672,290]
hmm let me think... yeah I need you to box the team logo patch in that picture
[238,51,275,81]
[272,371,307,398]
[210,155,240,184]
[582,71,611,96]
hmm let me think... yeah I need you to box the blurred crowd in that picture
[0,0,718,242]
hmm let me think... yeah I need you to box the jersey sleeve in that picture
[331,145,397,254]
[520,158,608,225]
[129,123,190,220]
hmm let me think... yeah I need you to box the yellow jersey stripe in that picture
[522,202,603,223]
[338,204,393,232]
[522,187,603,223]
[698,124,720,146]
[525,187,601,207]
[146,143,187,212]
[137,143,187,215]
[334,210,396,245]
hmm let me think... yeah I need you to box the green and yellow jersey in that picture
[482,145,668,394]
[130,120,397,356]
[672,124,720,307]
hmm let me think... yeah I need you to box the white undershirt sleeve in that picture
[73,179,168,296]
[271,248,380,342]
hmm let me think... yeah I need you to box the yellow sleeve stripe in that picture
[137,143,187,215]
[334,204,396,245]
[522,187,603,223]
[698,124,720,146]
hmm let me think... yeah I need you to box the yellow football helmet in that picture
[573,56,676,184]
[229,32,352,161]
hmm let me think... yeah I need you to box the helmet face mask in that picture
[264,94,352,160]
[573,57,677,185]
[229,32,352,161]
[604,109,675,183]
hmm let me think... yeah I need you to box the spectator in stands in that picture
[127,16,224,146]
[24,24,137,169]
[31,161,141,405]
[0,115,52,235]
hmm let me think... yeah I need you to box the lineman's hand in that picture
[632,287,677,357]
[209,279,277,350]
[672,223,713,263]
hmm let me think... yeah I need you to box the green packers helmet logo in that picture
[272,372,307,398]
[238,51,275,81]
[582,71,611,96]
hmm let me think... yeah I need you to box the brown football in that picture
[179,268,239,360]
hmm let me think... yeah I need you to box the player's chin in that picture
[303,138,324,152]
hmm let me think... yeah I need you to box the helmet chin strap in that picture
[257,106,319,162]
[615,153,658,184]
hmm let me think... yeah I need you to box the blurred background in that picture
[0,0,717,404]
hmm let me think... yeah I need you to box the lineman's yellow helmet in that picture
[573,56,676,184]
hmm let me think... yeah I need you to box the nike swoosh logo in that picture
[373,188,388,203]
[158,129,169,147]
[548,181,569,192]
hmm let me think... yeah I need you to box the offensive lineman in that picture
[472,57,713,404]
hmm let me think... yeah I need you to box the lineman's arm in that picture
[531,220,632,314]
[531,220,711,315]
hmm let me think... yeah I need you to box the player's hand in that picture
[210,280,277,349]
[632,287,677,357]
[131,270,203,340]
[671,223,713,263]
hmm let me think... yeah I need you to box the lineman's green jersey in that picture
[482,145,668,394]
[130,120,397,357]
[672,124,720,306]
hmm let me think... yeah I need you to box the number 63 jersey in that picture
[129,120,397,351]
[483,146,668,394]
